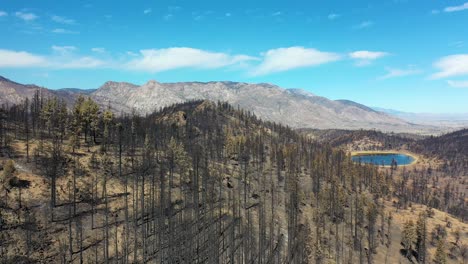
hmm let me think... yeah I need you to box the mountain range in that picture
[0,75,444,133]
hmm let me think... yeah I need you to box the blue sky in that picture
[1,0,468,113]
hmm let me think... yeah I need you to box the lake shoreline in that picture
[350,150,419,167]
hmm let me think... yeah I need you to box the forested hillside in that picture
[301,128,468,175]
[0,93,466,263]
[297,129,417,151]
[413,129,468,175]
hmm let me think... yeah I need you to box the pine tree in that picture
[416,212,427,263]
[434,239,447,264]
[401,219,416,260]
[102,108,114,152]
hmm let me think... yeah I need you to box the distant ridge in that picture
[0,75,437,133]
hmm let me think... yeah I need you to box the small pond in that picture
[351,153,415,166]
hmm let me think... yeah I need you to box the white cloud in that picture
[0,11,7,17]
[144,8,152,14]
[251,47,341,76]
[431,54,468,79]
[349,51,388,66]
[354,21,373,29]
[91,47,106,53]
[126,47,257,72]
[52,28,79,34]
[51,15,75,24]
[0,48,104,69]
[447,80,468,88]
[0,49,46,67]
[379,67,422,79]
[444,2,468,12]
[328,13,340,20]
[15,11,38,21]
[349,51,388,60]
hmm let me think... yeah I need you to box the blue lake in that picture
[351,153,415,166]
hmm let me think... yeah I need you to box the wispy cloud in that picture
[0,11,7,17]
[52,28,79,34]
[0,46,394,76]
[349,51,387,60]
[449,41,464,48]
[225,13,232,17]
[91,47,106,53]
[0,47,104,69]
[349,51,388,66]
[164,14,173,20]
[447,80,468,88]
[52,45,77,54]
[328,13,340,20]
[15,11,38,21]
[379,67,422,79]
[354,21,373,29]
[251,47,341,76]
[51,15,75,24]
[431,54,468,79]
[126,47,257,72]
[144,8,152,14]
[272,11,282,16]
[444,2,468,12]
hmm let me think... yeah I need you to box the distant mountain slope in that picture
[57,88,96,94]
[92,79,426,132]
[0,75,433,132]
[0,76,80,107]
[335,99,378,113]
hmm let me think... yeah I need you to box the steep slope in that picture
[0,76,79,107]
[91,80,423,132]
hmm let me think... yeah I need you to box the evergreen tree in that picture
[401,219,416,260]
[434,240,447,264]
[416,212,427,263]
